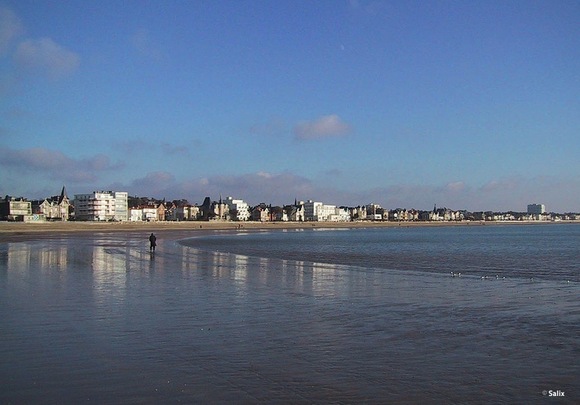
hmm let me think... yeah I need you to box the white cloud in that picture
[294,114,352,140]
[14,38,80,79]
[0,6,23,54]
[480,178,519,192]
[114,170,580,213]
[445,181,466,192]
[0,8,78,83]
[0,147,120,183]
[125,171,316,205]
[257,171,274,179]
[2,154,578,212]
[371,176,580,213]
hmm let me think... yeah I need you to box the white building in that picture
[527,204,546,215]
[304,200,351,221]
[365,203,382,220]
[74,191,129,221]
[0,197,32,221]
[304,201,322,221]
[285,203,305,222]
[141,207,158,222]
[130,208,143,222]
[114,192,128,221]
[329,207,351,222]
[176,205,200,221]
[225,196,250,221]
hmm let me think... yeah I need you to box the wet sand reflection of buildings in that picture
[3,242,95,272]
[185,245,350,298]
[1,238,369,303]
[4,242,68,275]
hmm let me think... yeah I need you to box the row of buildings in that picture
[1,188,578,223]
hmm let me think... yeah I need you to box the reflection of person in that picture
[149,233,157,252]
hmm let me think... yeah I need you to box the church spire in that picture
[59,186,68,204]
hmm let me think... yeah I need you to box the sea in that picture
[1,223,578,404]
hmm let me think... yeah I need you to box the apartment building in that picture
[74,191,128,221]
[0,197,32,221]
[225,196,250,221]
[303,200,350,221]
[527,204,546,215]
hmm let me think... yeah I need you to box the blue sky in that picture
[1,0,578,212]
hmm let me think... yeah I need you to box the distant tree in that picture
[270,206,283,221]
[172,199,190,207]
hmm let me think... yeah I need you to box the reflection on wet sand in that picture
[4,243,68,273]
[1,235,578,404]
[182,246,358,299]
[2,238,352,303]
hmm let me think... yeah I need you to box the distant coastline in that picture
[1,219,577,243]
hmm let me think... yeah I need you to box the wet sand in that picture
[1,227,578,403]
[0,220,463,243]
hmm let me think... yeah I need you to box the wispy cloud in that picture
[444,181,467,193]
[0,6,24,54]
[249,117,287,137]
[349,0,391,17]
[129,28,161,60]
[1,7,78,84]
[348,0,389,16]
[161,142,189,156]
[2,156,577,212]
[123,171,580,212]
[115,139,191,156]
[13,38,80,79]
[369,176,580,213]
[130,171,176,195]
[294,114,352,140]
[126,171,316,205]
[0,147,121,183]
[323,168,343,177]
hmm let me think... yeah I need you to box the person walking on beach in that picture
[149,233,157,252]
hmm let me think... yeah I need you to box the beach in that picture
[1,222,578,403]
[0,220,460,244]
[0,219,571,243]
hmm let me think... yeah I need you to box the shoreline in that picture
[0,219,577,243]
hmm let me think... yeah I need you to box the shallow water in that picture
[1,227,579,404]
[183,224,580,282]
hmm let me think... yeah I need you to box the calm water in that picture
[1,225,579,404]
[183,224,580,282]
